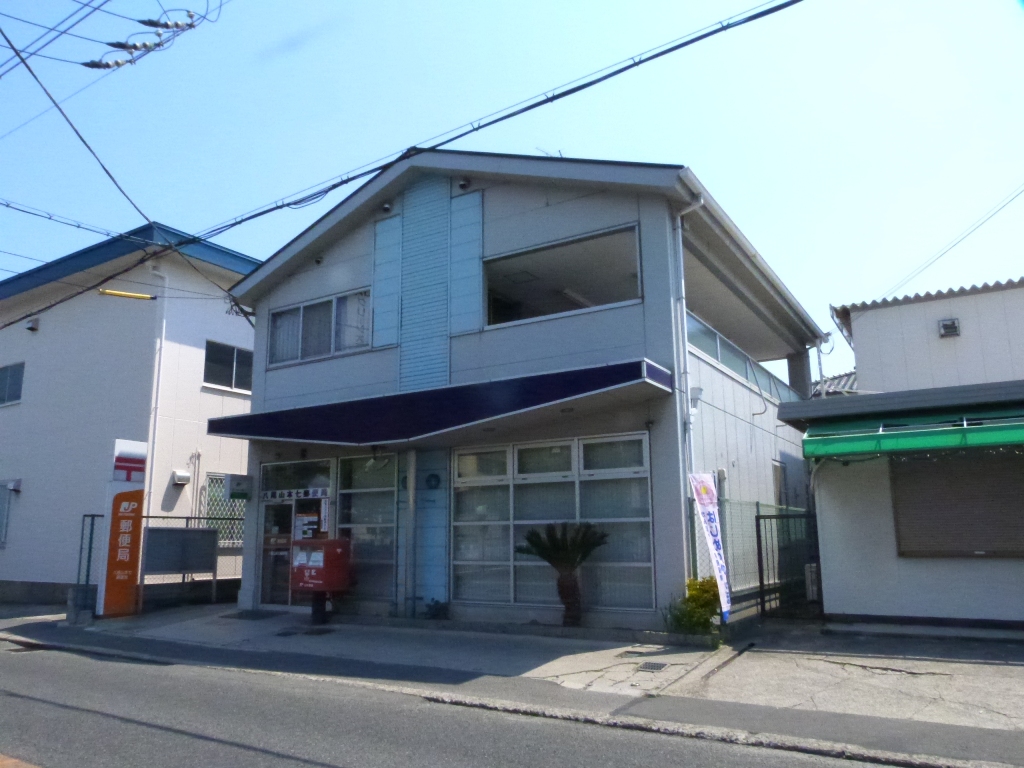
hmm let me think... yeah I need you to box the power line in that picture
[0,23,151,221]
[0,10,110,45]
[0,196,155,244]
[195,0,806,242]
[879,179,1024,299]
[0,44,80,65]
[0,0,110,79]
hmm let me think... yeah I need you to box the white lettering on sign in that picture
[118,533,131,547]
[116,548,130,562]
[119,501,138,514]
[119,520,132,533]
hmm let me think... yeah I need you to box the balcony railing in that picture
[686,312,802,403]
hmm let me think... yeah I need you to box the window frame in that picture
[0,484,11,547]
[482,225,644,330]
[337,454,399,599]
[267,287,372,368]
[203,341,253,393]
[0,362,25,407]
[451,433,655,610]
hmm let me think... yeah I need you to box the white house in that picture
[0,223,259,603]
[209,150,824,629]
[780,278,1024,625]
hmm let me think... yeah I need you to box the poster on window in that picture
[688,473,731,622]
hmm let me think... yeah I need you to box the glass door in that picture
[261,502,293,605]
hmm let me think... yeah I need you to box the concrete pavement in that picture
[2,604,1023,766]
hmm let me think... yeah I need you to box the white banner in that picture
[688,473,731,622]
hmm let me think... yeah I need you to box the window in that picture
[686,313,800,403]
[201,475,246,546]
[484,228,640,326]
[338,455,397,599]
[891,450,1024,557]
[269,290,370,365]
[0,362,24,406]
[204,342,253,391]
[452,435,654,609]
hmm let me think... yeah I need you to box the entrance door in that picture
[261,502,293,605]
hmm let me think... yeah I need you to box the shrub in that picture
[664,577,721,635]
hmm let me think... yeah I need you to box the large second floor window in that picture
[269,289,370,365]
[0,362,24,406]
[485,227,640,326]
[204,342,253,392]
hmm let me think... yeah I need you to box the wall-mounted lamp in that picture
[381,201,393,213]
[6,479,21,493]
[458,177,471,190]
[689,386,704,412]
[25,317,39,332]
[98,289,157,301]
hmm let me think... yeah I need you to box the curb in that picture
[0,631,1013,768]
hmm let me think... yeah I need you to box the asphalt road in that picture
[0,640,872,768]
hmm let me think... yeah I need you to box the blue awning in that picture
[208,359,672,446]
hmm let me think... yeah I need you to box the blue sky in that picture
[2,0,1023,377]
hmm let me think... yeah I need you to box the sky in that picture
[1,0,1023,379]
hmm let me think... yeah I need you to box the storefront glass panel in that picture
[453,434,654,610]
[338,456,396,600]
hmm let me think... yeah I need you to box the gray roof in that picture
[778,379,1024,432]
[831,277,1024,342]
[811,370,857,398]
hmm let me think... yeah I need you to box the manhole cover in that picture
[637,661,667,672]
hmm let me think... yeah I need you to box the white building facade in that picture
[0,224,258,602]
[211,151,823,629]
[780,279,1024,624]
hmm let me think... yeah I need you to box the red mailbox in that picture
[291,539,352,593]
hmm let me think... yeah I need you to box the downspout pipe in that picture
[144,261,168,519]
[672,196,704,579]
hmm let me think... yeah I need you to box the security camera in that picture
[458,177,471,190]
[381,201,393,213]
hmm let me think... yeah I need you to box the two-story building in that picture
[780,278,1024,625]
[210,150,824,629]
[0,223,258,603]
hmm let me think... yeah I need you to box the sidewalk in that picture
[3,605,1023,767]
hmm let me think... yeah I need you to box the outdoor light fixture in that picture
[98,289,157,300]
[689,386,704,411]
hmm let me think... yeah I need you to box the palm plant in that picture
[515,522,609,627]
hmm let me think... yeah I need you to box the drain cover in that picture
[637,661,667,672]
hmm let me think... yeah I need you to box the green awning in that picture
[803,406,1024,458]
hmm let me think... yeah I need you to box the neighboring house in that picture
[780,278,1024,624]
[0,223,259,603]
[209,149,824,630]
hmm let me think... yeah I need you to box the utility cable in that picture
[1,23,150,221]
[0,197,155,245]
[0,11,111,46]
[879,178,1024,300]
[195,0,805,242]
[0,0,109,79]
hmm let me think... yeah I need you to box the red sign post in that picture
[102,489,144,617]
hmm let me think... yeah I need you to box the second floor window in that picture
[204,342,253,392]
[485,227,640,326]
[269,289,370,365]
[0,362,24,406]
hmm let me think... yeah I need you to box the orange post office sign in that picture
[103,489,144,617]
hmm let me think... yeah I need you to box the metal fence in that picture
[690,499,816,616]
[140,515,244,586]
[755,509,821,617]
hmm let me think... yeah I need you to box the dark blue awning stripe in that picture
[209,359,671,445]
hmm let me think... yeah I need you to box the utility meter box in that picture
[223,474,253,501]
[291,539,352,593]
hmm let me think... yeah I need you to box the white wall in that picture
[852,286,1024,392]
[688,350,807,508]
[0,273,156,586]
[816,458,1024,622]
[0,256,253,588]
[147,257,253,519]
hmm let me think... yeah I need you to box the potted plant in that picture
[515,522,608,627]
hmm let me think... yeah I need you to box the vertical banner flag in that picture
[688,473,731,622]
[103,488,145,617]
